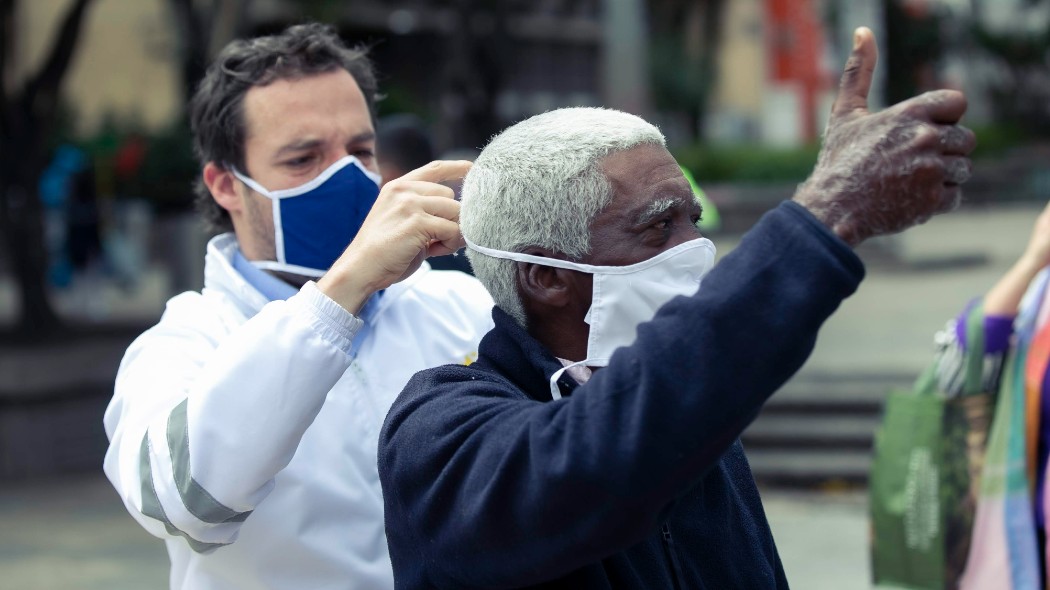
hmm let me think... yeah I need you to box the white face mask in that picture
[465,237,717,399]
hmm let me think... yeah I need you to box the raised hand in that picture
[1021,200,1050,271]
[317,160,472,313]
[793,27,976,246]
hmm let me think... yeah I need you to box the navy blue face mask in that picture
[232,156,382,277]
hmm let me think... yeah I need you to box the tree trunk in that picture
[692,0,726,141]
[0,0,96,339]
[2,184,59,337]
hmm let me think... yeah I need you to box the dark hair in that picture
[190,22,379,231]
[377,113,436,174]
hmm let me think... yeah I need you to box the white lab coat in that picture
[103,233,494,589]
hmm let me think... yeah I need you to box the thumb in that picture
[831,27,878,120]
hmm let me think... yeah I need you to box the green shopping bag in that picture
[870,306,994,589]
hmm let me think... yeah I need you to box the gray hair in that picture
[461,107,666,326]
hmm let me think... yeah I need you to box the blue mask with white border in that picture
[232,155,382,277]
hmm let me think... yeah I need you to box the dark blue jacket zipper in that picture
[661,523,687,589]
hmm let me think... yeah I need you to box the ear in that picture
[203,162,243,214]
[516,248,587,313]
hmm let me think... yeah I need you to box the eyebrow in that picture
[632,195,692,225]
[273,131,376,159]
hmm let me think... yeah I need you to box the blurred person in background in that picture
[378,27,976,588]
[102,23,493,590]
[39,144,94,288]
[680,164,721,233]
[376,113,436,185]
[377,113,474,274]
[929,200,1050,587]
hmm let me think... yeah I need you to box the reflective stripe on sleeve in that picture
[139,433,229,554]
[166,400,253,524]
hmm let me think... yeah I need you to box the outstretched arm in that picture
[381,203,863,588]
[984,200,1050,316]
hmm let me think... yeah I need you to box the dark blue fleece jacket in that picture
[379,201,865,589]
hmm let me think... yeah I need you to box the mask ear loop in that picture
[547,358,609,401]
[230,167,288,264]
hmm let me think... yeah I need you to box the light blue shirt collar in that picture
[232,251,300,302]
[232,251,383,356]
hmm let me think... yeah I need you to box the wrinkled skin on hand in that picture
[793,27,976,246]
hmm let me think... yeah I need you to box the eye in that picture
[353,148,375,160]
[283,154,316,168]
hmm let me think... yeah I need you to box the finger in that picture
[831,27,878,119]
[426,240,463,259]
[942,156,972,186]
[421,217,464,254]
[939,125,976,156]
[383,179,456,201]
[420,194,461,222]
[399,160,473,184]
[913,89,968,125]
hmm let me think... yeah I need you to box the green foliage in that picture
[972,24,1050,67]
[673,124,1032,185]
[673,143,821,184]
[968,7,1050,136]
[377,83,431,120]
[133,121,198,214]
[650,35,708,112]
[970,124,1029,159]
[58,114,197,214]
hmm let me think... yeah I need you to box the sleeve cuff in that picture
[954,297,1015,354]
[288,281,364,356]
[780,200,866,280]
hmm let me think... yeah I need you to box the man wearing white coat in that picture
[102,23,493,589]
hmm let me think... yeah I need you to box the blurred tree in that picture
[167,0,248,107]
[0,0,96,338]
[884,0,945,106]
[648,0,727,142]
[968,0,1050,135]
[146,0,246,215]
[439,0,511,150]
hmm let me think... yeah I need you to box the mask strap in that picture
[251,260,325,279]
[547,358,609,401]
[229,156,382,200]
[464,237,716,275]
[464,237,597,273]
[230,168,273,198]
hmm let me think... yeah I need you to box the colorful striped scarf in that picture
[962,269,1050,589]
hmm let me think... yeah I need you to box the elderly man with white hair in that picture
[378,29,975,588]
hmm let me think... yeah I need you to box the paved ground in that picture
[0,474,169,590]
[0,472,871,590]
[0,200,1045,589]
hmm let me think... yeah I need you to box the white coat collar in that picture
[202,233,434,320]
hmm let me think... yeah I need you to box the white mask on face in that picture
[465,237,717,399]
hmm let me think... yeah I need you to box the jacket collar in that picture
[477,307,580,402]
[204,233,271,317]
[203,232,433,321]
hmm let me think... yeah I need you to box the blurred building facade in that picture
[707,0,886,146]
[12,0,182,136]
[10,0,888,150]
